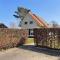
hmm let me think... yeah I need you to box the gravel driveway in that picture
[0,46,59,60]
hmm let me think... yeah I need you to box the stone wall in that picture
[0,28,28,50]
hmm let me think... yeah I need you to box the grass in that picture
[25,38,34,44]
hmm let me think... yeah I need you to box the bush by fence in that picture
[0,28,28,50]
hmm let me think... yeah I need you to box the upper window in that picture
[30,21,33,24]
[24,22,28,24]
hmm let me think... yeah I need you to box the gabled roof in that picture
[29,12,48,28]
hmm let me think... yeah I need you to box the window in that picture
[29,29,33,35]
[24,22,28,24]
[30,32,33,35]
[29,29,34,37]
[30,21,33,24]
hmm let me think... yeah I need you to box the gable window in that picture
[24,22,28,24]
[30,21,33,24]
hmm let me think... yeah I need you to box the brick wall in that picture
[0,28,28,50]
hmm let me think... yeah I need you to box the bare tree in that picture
[51,21,59,28]
[10,22,17,28]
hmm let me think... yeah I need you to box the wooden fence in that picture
[34,28,60,49]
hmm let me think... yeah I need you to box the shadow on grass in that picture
[18,45,60,56]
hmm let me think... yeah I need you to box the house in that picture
[15,7,48,37]
[0,23,8,28]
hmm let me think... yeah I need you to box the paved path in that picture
[0,47,59,60]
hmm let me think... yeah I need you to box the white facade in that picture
[21,13,40,29]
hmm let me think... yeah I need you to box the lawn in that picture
[25,38,34,44]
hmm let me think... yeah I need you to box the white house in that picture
[17,7,48,37]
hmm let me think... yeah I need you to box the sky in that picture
[0,0,60,27]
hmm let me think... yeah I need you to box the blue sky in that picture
[0,0,60,27]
